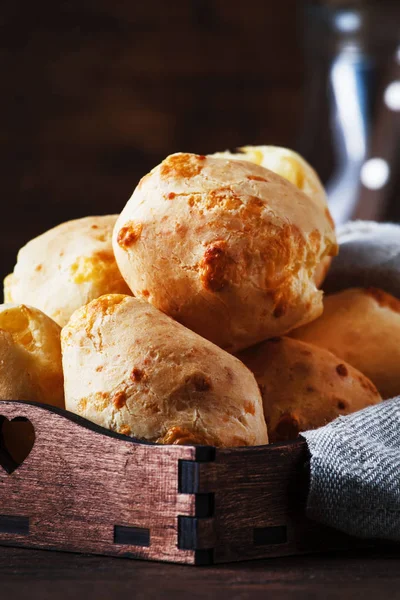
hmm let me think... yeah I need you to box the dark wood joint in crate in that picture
[178,446,216,494]
[178,446,216,564]
[178,516,215,565]
[178,446,216,516]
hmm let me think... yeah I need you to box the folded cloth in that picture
[302,398,400,541]
[324,220,400,298]
[302,220,400,541]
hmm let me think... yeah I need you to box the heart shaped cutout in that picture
[0,416,35,474]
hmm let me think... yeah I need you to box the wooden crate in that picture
[0,400,364,565]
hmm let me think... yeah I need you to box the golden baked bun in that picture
[211,145,334,288]
[0,304,64,407]
[211,145,328,209]
[313,256,332,289]
[113,153,337,352]
[62,294,268,447]
[291,287,400,400]
[237,337,382,443]
[4,215,132,327]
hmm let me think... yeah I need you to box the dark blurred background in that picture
[1,0,399,283]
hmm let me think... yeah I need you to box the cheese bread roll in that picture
[62,294,268,447]
[0,303,64,407]
[211,145,335,288]
[113,153,337,352]
[291,287,400,400]
[4,215,132,327]
[238,337,381,443]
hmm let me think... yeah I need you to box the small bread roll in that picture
[113,153,337,352]
[62,294,268,447]
[211,145,328,210]
[0,330,38,401]
[0,304,64,464]
[291,287,400,399]
[211,146,334,288]
[4,215,132,327]
[0,304,64,407]
[237,337,382,443]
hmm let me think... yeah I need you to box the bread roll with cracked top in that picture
[4,215,132,327]
[62,294,268,446]
[291,287,400,399]
[113,153,337,352]
[211,145,335,288]
[0,304,64,407]
[238,337,381,443]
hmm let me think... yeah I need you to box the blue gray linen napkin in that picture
[324,220,400,297]
[301,221,400,541]
[302,398,400,540]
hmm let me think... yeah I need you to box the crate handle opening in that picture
[0,415,35,474]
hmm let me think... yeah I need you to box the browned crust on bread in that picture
[112,391,127,409]
[365,287,400,314]
[117,222,143,249]
[200,240,231,292]
[160,153,205,179]
[156,426,214,446]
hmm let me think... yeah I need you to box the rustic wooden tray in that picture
[0,400,366,565]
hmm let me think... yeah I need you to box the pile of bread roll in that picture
[2,146,399,448]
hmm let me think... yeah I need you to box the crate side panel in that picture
[0,402,197,564]
[206,441,369,563]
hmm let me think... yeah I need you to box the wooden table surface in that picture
[1,546,400,599]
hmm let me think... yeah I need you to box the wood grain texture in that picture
[3,545,400,600]
[0,401,198,564]
[0,401,370,566]
[188,443,370,563]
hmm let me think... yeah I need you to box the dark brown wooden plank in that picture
[0,402,374,566]
[0,401,197,564]
[2,545,400,600]
[191,441,371,564]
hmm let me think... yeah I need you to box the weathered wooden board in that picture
[0,401,199,564]
[0,401,369,565]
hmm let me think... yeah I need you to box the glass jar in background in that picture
[298,0,400,224]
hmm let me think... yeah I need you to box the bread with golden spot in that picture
[237,336,381,443]
[62,294,268,447]
[4,215,132,327]
[211,146,335,288]
[211,146,328,210]
[0,304,64,407]
[113,153,337,352]
[291,287,400,399]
